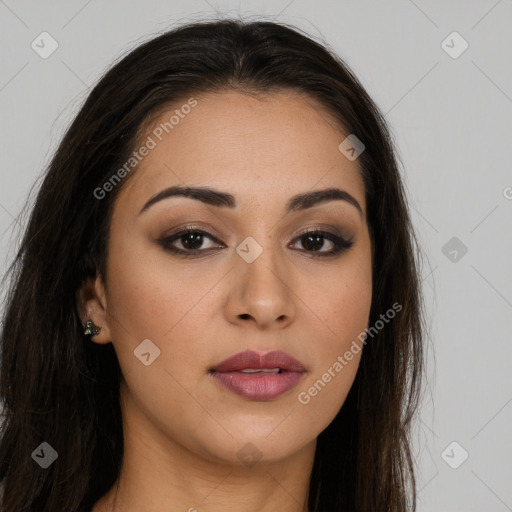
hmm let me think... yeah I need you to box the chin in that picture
[191,419,314,467]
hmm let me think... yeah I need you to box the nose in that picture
[225,243,296,330]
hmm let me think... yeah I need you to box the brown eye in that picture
[158,228,353,258]
[290,230,354,257]
[158,229,224,255]
[178,231,206,250]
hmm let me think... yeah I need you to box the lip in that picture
[210,350,306,401]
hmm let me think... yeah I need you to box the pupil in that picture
[182,233,203,250]
[303,234,323,251]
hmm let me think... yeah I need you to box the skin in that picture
[80,89,373,512]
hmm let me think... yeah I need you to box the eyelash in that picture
[157,227,354,258]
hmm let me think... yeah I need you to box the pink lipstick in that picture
[209,350,306,401]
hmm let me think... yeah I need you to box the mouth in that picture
[209,350,306,401]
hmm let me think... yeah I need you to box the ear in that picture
[77,275,112,344]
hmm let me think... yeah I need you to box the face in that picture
[83,89,372,466]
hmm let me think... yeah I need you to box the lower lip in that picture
[211,370,305,401]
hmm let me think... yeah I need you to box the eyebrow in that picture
[139,185,363,217]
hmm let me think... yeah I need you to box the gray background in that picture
[1,1,511,510]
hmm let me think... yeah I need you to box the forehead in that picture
[116,89,366,216]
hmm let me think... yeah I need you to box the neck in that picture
[92,387,315,512]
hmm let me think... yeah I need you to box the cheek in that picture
[105,230,202,339]
[319,273,371,335]
[294,254,371,429]
[306,247,373,346]
[104,232,227,393]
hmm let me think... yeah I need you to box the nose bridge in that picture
[236,231,283,288]
[232,230,295,326]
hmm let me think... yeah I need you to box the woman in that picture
[0,18,426,512]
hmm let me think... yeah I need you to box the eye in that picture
[290,230,354,257]
[158,228,225,256]
[158,227,354,258]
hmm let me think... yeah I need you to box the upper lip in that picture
[211,350,306,373]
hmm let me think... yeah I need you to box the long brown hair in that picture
[0,18,426,511]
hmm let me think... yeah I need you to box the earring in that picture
[84,319,101,337]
